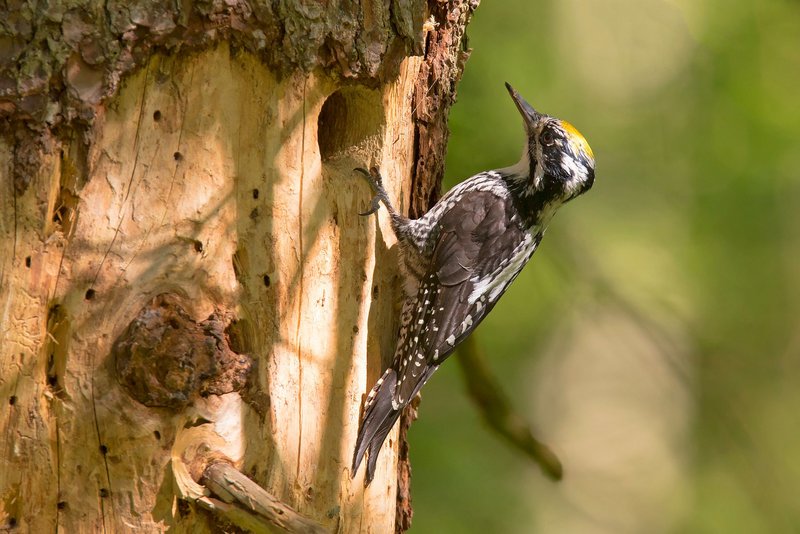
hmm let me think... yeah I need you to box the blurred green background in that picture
[408,0,800,532]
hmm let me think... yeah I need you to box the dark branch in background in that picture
[456,334,563,480]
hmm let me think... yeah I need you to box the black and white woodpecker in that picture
[352,83,595,484]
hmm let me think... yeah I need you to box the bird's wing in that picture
[392,190,541,406]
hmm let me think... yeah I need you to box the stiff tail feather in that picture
[352,369,403,484]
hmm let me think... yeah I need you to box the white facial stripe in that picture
[559,152,589,196]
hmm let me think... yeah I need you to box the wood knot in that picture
[112,294,252,409]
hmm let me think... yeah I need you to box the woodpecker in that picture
[352,83,595,484]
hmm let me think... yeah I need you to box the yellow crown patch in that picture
[561,120,594,160]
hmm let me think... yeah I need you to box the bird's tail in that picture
[352,368,403,485]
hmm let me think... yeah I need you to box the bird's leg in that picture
[355,167,397,217]
[355,167,416,264]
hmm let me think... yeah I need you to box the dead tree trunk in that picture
[0,1,477,532]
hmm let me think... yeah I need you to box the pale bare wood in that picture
[0,45,422,532]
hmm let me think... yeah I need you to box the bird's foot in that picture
[355,167,392,217]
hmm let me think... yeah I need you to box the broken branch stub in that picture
[202,462,330,534]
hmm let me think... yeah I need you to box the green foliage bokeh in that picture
[408,1,800,532]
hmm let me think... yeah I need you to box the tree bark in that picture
[0,0,477,532]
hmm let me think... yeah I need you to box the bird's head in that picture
[505,83,595,203]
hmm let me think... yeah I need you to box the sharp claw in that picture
[359,196,381,217]
[355,166,388,217]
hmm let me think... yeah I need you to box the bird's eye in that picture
[541,130,555,145]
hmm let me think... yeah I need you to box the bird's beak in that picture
[505,82,541,130]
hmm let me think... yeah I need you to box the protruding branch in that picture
[196,496,282,534]
[456,335,563,480]
[201,462,329,534]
